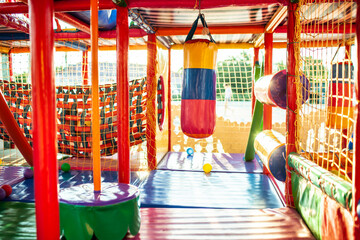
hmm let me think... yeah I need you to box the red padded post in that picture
[116,6,130,184]
[29,0,59,238]
[263,32,273,130]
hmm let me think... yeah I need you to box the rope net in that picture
[0,47,149,171]
[296,0,356,182]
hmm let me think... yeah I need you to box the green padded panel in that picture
[0,201,36,240]
[289,153,352,211]
[292,172,323,240]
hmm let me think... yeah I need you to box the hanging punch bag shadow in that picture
[181,14,218,139]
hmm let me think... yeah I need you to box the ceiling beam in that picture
[0,28,147,41]
[54,13,91,34]
[16,0,91,34]
[0,0,115,14]
[156,25,265,36]
[0,14,29,34]
[254,6,287,48]
[171,42,254,50]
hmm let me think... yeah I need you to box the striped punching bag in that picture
[181,14,218,139]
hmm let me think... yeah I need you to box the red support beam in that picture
[275,23,356,34]
[82,51,88,85]
[157,26,264,36]
[17,0,91,34]
[263,32,273,130]
[28,0,59,239]
[352,0,360,238]
[146,34,157,170]
[0,89,33,166]
[252,47,259,115]
[168,48,172,152]
[55,13,90,34]
[0,0,115,14]
[285,0,297,207]
[54,29,147,40]
[0,14,29,33]
[116,6,130,184]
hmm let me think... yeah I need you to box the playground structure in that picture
[0,0,359,239]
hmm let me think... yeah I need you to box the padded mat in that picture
[157,152,263,173]
[124,207,315,240]
[7,169,148,202]
[139,170,283,209]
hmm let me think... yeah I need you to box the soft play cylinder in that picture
[181,39,218,138]
[254,70,310,109]
[254,130,286,182]
[244,61,263,161]
[0,89,33,166]
[326,60,354,129]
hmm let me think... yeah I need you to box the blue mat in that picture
[7,170,148,202]
[157,152,263,173]
[139,170,283,209]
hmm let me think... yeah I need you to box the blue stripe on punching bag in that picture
[182,68,216,100]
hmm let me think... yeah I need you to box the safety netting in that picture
[0,48,149,171]
[295,0,357,183]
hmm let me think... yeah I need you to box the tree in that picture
[216,51,253,101]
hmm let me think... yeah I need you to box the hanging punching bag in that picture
[181,14,218,139]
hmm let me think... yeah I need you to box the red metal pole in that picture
[167,48,172,152]
[90,0,101,192]
[116,6,130,184]
[0,89,33,166]
[146,34,157,170]
[263,32,273,130]
[252,47,259,115]
[28,0,59,239]
[82,51,88,85]
[352,1,360,238]
[285,0,297,207]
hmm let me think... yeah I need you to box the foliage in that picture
[14,72,28,83]
[216,51,253,101]
[303,56,327,82]
[274,60,286,72]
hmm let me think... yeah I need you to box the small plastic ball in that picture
[0,188,6,201]
[61,163,71,172]
[203,163,212,174]
[24,168,34,179]
[186,147,194,156]
[1,184,12,197]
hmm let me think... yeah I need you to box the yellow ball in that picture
[203,163,212,173]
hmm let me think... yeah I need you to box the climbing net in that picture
[0,49,148,171]
[296,0,356,182]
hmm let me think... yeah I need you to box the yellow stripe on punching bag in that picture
[184,40,218,70]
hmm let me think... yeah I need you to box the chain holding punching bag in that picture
[181,14,218,139]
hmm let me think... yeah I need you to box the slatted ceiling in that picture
[281,2,357,27]
[301,2,356,23]
[136,4,280,28]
